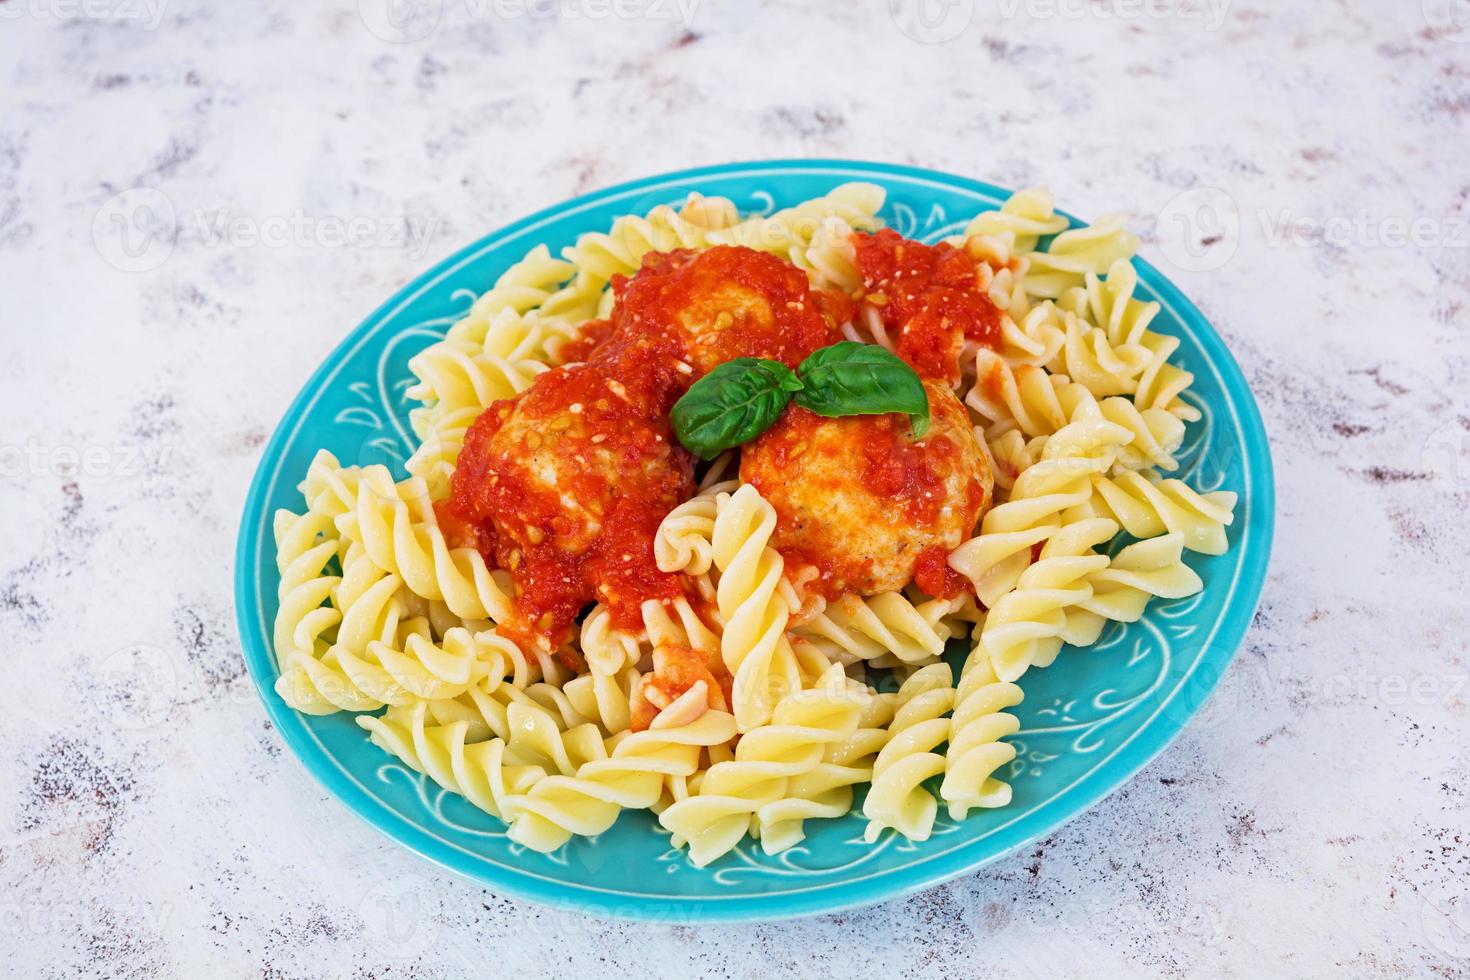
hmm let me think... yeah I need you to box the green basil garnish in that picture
[670,357,803,459]
[670,343,932,458]
[795,342,930,438]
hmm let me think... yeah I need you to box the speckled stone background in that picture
[2,1,1468,976]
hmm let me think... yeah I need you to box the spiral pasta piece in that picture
[333,464,516,623]
[794,592,962,666]
[786,214,864,293]
[1022,214,1139,298]
[504,685,738,852]
[561,194,741,286]
[1052,309,1154,397]
[641,595,721,656]
[1131,330,1201,422]
[442,244,579,349]
[280,624,530,715]
[404,334,549,421]
[298,449,365,522]
[979,298,1058,368]
[956,188,1070,255]
[1074,470,1237,555]
[659,665,866,866]
[271,506,343,666]
[275,540,406,714]
[977,517,1119,682]
[653,480,736,576]
[1061,261,1201,422]
[862,663,956,842]
[559,604,645,735]
[407,669,574,756]
[968,355,1186,477]
[364,691,605,824]
[706,183,885,261]
[403,258,593,448]
[1076,257,1158,347]
[710,484,805,731]
[359,702,548,821]
[403,404,481,499]
[627,594,737,729]
[948,412,1133,606]
[753,684,895,854]
[1062,531,1204,647]
[276,532,539,718]
[560,667,640,737]
[940,656,1023,819]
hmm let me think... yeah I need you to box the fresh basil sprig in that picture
[670,357,803,459]
[794,342,930,439]
[670,342,930,458]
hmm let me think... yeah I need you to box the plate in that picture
[235,160,1274,922]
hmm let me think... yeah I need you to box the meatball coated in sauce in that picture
[740,380,992,598]
[442,360,694,658]
[609,245,843,377]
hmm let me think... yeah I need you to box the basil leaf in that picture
[671,358,802,459]
[794,342,931,438]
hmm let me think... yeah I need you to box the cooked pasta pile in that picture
[270,185,1236,865]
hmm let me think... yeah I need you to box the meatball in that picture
[740,380,991,597]
[610,245,841,378]
[443,360,693,653]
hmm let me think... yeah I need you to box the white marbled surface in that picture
[2,0,1469,976]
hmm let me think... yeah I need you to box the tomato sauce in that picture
[556,317,615,365]
[913,544,971,600]
[852,229,1002,385]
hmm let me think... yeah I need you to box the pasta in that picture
[504,684,737,852]
[754,684,896,853]
[862,663,956,842]
[659,665,866,866]
[948,410,1134,607]
[271,505,343,666]
[337,463,516,623]
[793,591,964,667]
[269,183,1237,865]
[941,656,1024,819]
[1078,471,1237,555]
[708,484,811,731]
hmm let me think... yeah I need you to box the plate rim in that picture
[234,158,1276,923]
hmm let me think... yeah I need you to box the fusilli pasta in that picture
[265,183,1238,869]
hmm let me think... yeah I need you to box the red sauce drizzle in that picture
[914,545,970,599]
[852,228,1003,384]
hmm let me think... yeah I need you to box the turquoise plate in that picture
[235,160,1274,922]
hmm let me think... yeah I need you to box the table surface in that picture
[3,2,1468,977]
